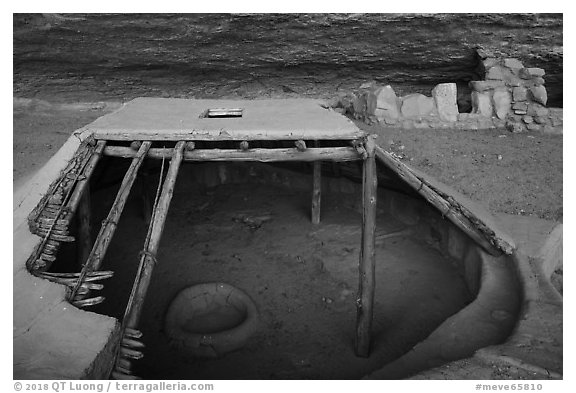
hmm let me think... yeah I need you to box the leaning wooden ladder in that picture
[111,141,186,379]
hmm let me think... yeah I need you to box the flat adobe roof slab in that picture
[88,98,366,141]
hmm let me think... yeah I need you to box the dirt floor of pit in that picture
[81,178,472,380]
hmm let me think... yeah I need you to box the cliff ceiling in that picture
[13,13,563,107]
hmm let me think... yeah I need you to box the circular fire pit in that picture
[164,282,259,358]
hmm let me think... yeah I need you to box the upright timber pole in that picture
[71,140,106,268]
[355,136,378,357]
[311,140,322,224]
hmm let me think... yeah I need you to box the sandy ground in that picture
[13,100,115,185]
[360,123,563,222]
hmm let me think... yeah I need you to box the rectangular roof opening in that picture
[202,108,244,118]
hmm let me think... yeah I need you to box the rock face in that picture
[486,66,521,86]
[469,80,506,92]
[471,91,493,116]
[432,83,459,122]
[506,120,524,133]
[336,75,562,133]
[512,87,528,101]
[318,37,563,134]
[520,67,546,78]
[13,13,563,107]
[492,87,512,120]
[530,85,548,106]
[503,58,525,70]
[352,94,366,117]
[345,81,461,127]
[336,76,562,133]
[529,104,549,117]
[400,93,435,118]
[468,50,556,132]
[367,85,400,123]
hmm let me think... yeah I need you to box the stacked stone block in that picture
[337,82,461,128]
[327,53,561,134]
[470,50,559,133]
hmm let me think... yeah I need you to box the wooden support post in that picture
[311,141,321,224]
[76,183,92,267]
[66,140,107,214]
[130,141,142,151]
[295,140,307,152]
[351,139,368,160]
[69,141,105,269]
[69,141,152,302]
[355,136,378,357]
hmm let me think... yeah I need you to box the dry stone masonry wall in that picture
[330,48,562,134]
[472,48,561,133]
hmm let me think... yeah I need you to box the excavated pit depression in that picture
[164,282,260,359]
[48,155,479,379]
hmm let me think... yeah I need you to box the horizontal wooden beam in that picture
[103,146,362,162]
[92,130,366,142]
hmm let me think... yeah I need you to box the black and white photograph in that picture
[10,6,566,389]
